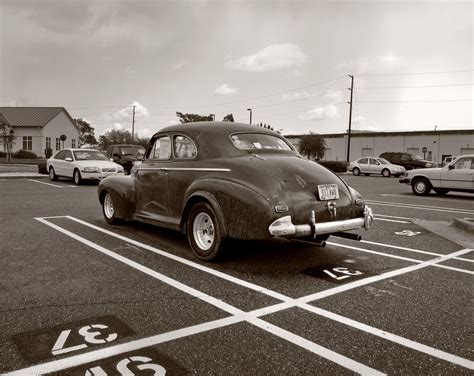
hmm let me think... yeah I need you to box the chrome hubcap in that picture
[193,212,214,250]
[104,194,114,219]
[415,181,425,192]
[49,169,54,179]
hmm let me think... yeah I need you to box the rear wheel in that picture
[187,202,223,261]
[49,167,58,181]
[352,167,360,176]
[102,192,124,225]
[412,178,432,196]
[382,168,390,177]
[73,169,82,185]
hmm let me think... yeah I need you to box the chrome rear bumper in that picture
[269,206,373,238]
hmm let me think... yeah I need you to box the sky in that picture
[0,0,472,138]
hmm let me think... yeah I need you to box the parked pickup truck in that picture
[106,144,145,174]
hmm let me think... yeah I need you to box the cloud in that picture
[335,54,404,74]
[172,60,188,71]
[215,84,238,95]
[225,43,307,72]
[298,105,340,121]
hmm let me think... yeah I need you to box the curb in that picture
[452,218,474,233]
[0,174,48,179]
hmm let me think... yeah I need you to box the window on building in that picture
[46,137,51,150]
[22,136,32,151]
[56,138,61,151]
[71,139,76,148]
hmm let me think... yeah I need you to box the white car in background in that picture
[400,154,474,195]
[348,157,406,177]
[47,148,124,185]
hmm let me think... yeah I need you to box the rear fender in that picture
[98,176,136,219]
[182,179,275,239]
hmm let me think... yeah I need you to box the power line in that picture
[356,83,474,89]
[357,69,474,77]
[357,99,474,103]
[258,102,346,120]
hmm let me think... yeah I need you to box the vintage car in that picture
[400,154,474,195]
[348,157,406,177]
[98,122,373,261]
[47,148,124,185]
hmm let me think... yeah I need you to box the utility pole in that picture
[132,105,136,143]
[247,108,252,124]
[346,75,354,162]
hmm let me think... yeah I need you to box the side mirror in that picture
[65,157,73,162]
[448,164,455,170]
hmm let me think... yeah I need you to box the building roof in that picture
[0,107,76,128]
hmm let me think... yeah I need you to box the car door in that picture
[63,150,75,177]
[134,135,173,224]
[368,158,381,174]
[358,158,369,173]
[52,150,67,176]
[440,156,474,190]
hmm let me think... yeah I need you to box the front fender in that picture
[183,179,275,240]
[98,176,136,219]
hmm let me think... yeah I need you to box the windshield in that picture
[230,133,292,151]
[74,150,109,161]
[378,158,390,164]
[121,146,145,156]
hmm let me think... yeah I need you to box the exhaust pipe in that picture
[331,232,362,241]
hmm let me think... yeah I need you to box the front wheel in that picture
[49,167,58,181]
[382,168,390,177]
[412,178,432,196]
[73,169,82,185]
[352,167,361,176]
[102,192,124,225]
[187,202,223,261]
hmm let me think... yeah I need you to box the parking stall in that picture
[0,178,473,375]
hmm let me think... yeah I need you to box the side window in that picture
[111,147,119,156]
[64,150,73,160]
[454,157,473,170]
[359,158,368,164]
[148,136,171,160]
[174,135,197,159]
[369,158,379,165]
[54,150,66,160]
[400,155,409,161]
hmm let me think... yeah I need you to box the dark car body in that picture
[106,144,146,174]
[379,152,437,170]
[98,122,373,260]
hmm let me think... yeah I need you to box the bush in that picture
[12,149,38,159]
[44,147,53,158]
[317,160,348,173]
[37,161,48,174]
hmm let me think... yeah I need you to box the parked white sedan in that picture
[47,149,124,185]
[400,154,474,195]
[349,157,406,177]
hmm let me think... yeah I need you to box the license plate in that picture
[318,184,339,200]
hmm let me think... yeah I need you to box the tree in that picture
[98,129,149,150]
[299,133,327,160]
[222,114,235,122]
[0,123,15,162]
[257,122,275,131]
[75,118,97,146]
[176,112,214,123]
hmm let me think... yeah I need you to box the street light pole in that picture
[346,75,354,162]
[247,108,252,124]
[132,105,136,143]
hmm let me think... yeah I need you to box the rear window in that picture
[73,150,108,161]
[230,133,292,151]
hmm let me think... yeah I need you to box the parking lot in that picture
[1,175,473,375]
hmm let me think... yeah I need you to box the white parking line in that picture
[366,200,474,215]
[28,179,76,188]
[374,217,410,224]
[30,217,382,376]
[374,214,415,220]
[380,193,474,204]
[23,216,474,374]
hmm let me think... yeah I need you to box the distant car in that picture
[106,144,146,174]
[399,154,474,195]
[379,152,437,170]
[98,122,373,261]
[442,155,456,166]
[348,157,406,177]
[47,148,124,185]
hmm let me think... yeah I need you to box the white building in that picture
[0,107,80,158]
[286,129,474,163]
